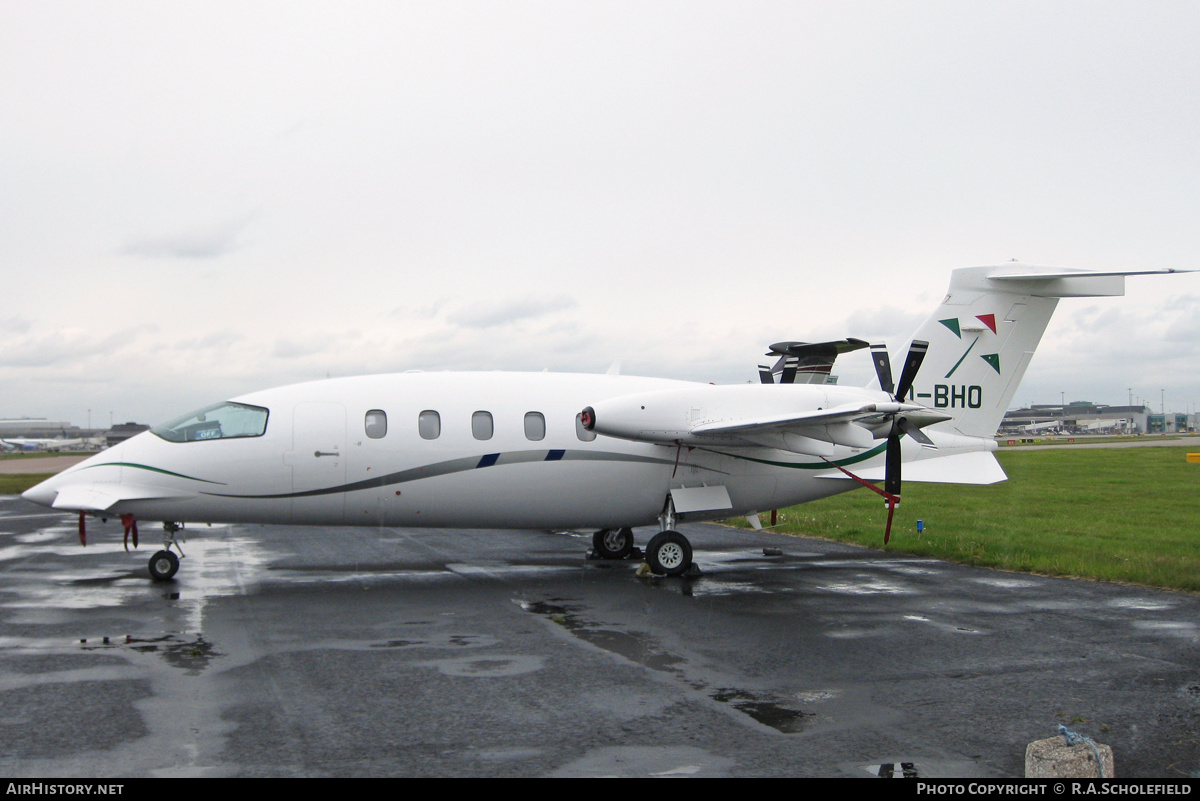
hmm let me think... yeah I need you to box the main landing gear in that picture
[148,522,185,582]
[591,527,635,560]
[644,530,693,577]
[589,500,698,578]
[644,497,696,577]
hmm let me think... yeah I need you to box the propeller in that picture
[870,340,932,540]
[871,340,930,495]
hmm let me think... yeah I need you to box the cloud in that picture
[0,325,153,368]
[444,295,578,329]
[0,317,33,335]
[119,214,255,260]
[174,331,247,351]
[272,334,335,360]
[841,306,929,342]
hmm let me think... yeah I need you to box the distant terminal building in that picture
[105,423,151,448]
[1146,413,1191,434]
[0,418,81,438]
[1,418,151,449]
[1000,402,1196,436]
[999,402,1163,436]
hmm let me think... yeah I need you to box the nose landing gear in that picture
[148,522,185,582]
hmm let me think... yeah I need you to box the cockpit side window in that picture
[152,402,269,443]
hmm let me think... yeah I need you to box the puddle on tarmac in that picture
[369,633,497,650]
[1109,597,1176,611]
[70,632,224,675]
[972,576,1041,590]
[517,598,810,733]
[816,576,914,595]
[0,518,271,679]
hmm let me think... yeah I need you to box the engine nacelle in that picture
[581,384,878,454]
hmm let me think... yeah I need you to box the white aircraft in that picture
[1,437,85,452]
[21,263,1187,581]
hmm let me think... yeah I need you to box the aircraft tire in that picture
[645,530,692,577]
[148,550,179,582]
[592,527,634,560]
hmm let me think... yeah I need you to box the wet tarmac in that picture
[0,455,89,474]
[1,494,1198,778]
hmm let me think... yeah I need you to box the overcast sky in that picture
[3,1,1199,427]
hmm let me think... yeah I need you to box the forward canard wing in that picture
[45,483,198,513]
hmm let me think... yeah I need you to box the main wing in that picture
[583,385,951,458]
[690,401,950,455]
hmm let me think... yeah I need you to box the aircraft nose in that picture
[21,479,58,508]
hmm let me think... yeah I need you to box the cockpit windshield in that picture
[152,402,269,443]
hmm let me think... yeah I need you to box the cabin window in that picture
[576,412,596,442]
[152,401,269,443]
[524,411,546,441]
[365,410,387,439]
[472,411,493,440]
[418,410,441,440]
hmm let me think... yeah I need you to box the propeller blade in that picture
[870,344,893,395]
[894,340,929,401]
[897,417,936,448]
[779,356,799,384]
[758,365,774,384]
[885,434,902,496]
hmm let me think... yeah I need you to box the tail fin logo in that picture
[939,315,1002,377]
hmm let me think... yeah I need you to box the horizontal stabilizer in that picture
[819,451,1007,485]
[981,264,1193,298]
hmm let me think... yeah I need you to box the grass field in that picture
[729,445,1200,592]
[0,474,55,495]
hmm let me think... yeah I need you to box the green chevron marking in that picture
[981,353,1001,374]
[939,318,962,338]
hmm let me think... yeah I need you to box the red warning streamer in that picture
[820,459,901,544]
[121,514,139,551]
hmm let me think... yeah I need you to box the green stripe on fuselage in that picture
[697,442,888,470]
[75,462,227,485]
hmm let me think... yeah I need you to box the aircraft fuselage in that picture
[29,372,875,531]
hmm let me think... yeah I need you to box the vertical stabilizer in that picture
[900,263,1185,439]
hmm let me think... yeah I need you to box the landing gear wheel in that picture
[645,530,692,577]
[148,550,179,582]
[592,527,634,560]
